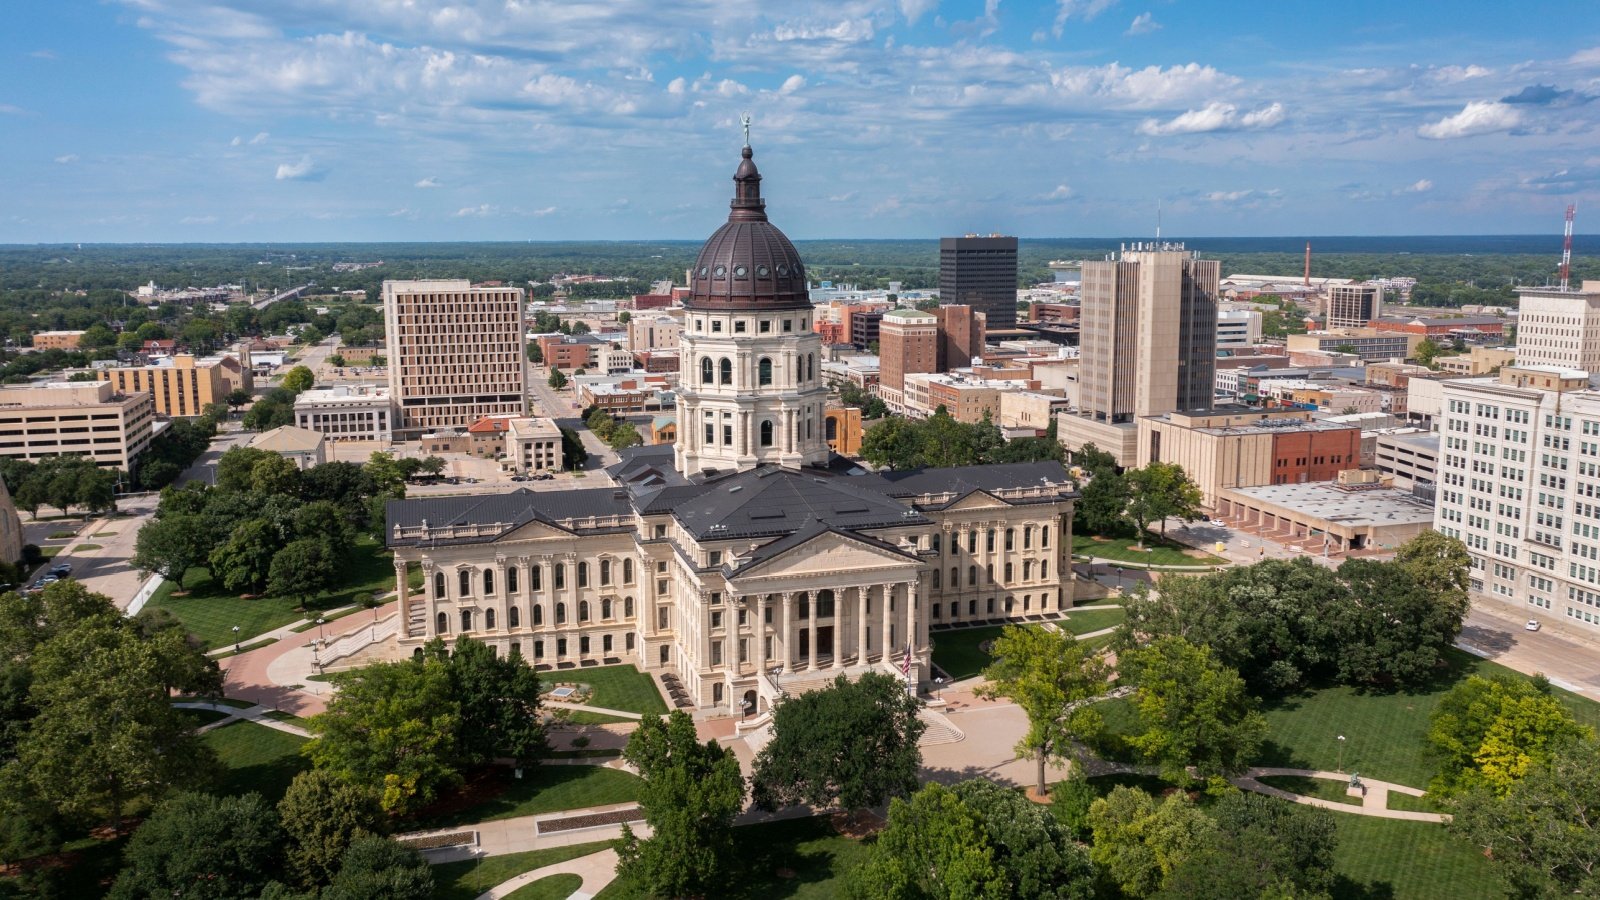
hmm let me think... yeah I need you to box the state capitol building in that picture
[383,142,1079,715]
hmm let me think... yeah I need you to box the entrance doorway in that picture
[743,689,759,715]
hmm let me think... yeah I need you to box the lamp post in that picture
[232,624,241,655]
[1337,734,1347,773]
[317,616,326,642]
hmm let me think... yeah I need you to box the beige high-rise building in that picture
[98,353,252,418]
[384,279,528,438]
[1515,281,1600,372]
[1326,283,1384,330]
[878,309,938,412]
[1061,244,1219,466]
[0,381,155,471]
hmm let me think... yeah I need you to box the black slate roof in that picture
[386,487,633,546]
[867,460,1076,503]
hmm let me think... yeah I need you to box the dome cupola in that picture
[685,143,810,312]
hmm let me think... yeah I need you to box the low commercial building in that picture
[1000,390,1071,432]
[627,315,684,353]
[1216,309,1262,348]
[32,330,86,350]
[505,417,562,474]
[1137,406,1362,507]
[576,373,674,415]
[0,381,155,470]
[1255,379,1384,414]
[1369,314,1507,342]
[824,404,863,456]
[293,385,395,442]
[98,353,253,418]
[248,425,326,469]
[537,333,605,371]
[1436,345,1517,376]
[1286,329,1424,363]
[1372,430,1438,490]
[1216,480,1435,553]
[903,372,1030,423]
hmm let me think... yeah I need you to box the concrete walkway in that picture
[474,847,621,900]
[548,702,643,721]
[173,700,312,738]
[205,603,361,659]
[1232,767,1448,823]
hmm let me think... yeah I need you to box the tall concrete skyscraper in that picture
[383,279,528,438]
[939,235,1018,331]
[1515,281,1600,372]
[1326,283,1383,330]
[1060,244,1219,466]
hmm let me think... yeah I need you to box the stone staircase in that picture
[321,614,400,666]
[917,708,965,746]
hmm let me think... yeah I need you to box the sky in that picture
[3,0,1600,243]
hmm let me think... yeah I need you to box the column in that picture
[493,557,508,632]
[906,579,921,656]
[393,560,410,637]
[781,592,795,674]
[807,593,819,671]
[422,563,438,638]
[735,596,746,672]
[540,560,554,631]
[756,594,769,674]
[856,585,868,666]
[830,590,844,670]
[880,582,892,662]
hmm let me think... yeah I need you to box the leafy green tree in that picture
[977,625,1108,795]
[226,387,252,410]
[109,792,283,900]
[1124,461,1204,546]
[617,311,632,324]
[586,407,616,441]
[1075,468,1130,536]
[267,538,338,608]
[304,658,462,814]
[133,511,213,586]
[1333,557,1468,687]
[919,407,978,468]
[320,834,433,900]
[1087,786,1215,899]
[277,770,388,889]
[244,395,296,430]
[559,427,588,470]
[751,671,925,814]
[847,781,1009,900]
[1427,674,1592,796]
[297,325,325,345]
[1452,738,1600,898]
[608,421,643,450]
[953,779,1097,900]
[426,636,549,766]
[293,500,356,562]
[361,451,408,497]
[209,518,279,594]
[1160,790,1338,899]
[79,322,117,349]
[526,342,543,364]
[1394,530,1472,616]
[547,368,568,390]
[1413,337,1445,367]
[250,452,303,497]
[216,446,279,492]
[617,710,745,898]
[327,354,346,368]
[861,415,923,470]
[281,365,316,394]
[1120,637,1268,785]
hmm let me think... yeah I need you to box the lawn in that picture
[1072,530,1225,567]
[505,874,583,900]
[597,816,871,899]
[431,841,612,900]
[147,534,398,649]
[1256,774,1362,805]
[1260,648,1600,790]
[1328,815,1499,900]
[930,625,1006,680]
[416,764,644,829]
[1059,606,1125,635]
[554,709,635,726]
[200,720,310,803]
[176,707,234,728]
[74,543,103,551]
[556,664,667,716]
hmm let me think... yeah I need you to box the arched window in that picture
[486,608,497,629]
[1023,560,1033,579]
[807,354,815,381]
[601,559,612,585]
[759,419,774,446]
[459,570,471,596]
[1041,561,1049,579]
[1024,526,1033,549]
[931,534,941,554]
[577,562,589,588]
[555,603,567,624]
[579,601,590,622]
[950,566,958,586]
[758,357,773,385]
[602,598,613,620]
[968,565,977,586]
[433,572,445,599]
[1005,528,1015,551]
[933,569,941,589]
[624,596,634,618]
[623,559,634,584]
[986,529,996,553]
[508,566,519,593]
[461,609,473,632]
[826,416,838,442]
[509,606,520,628]
[701,357,713,384]
[554,563,565,589]
[1004,562,1013,581]
[436,611,449,633]
[530,565,542,590]
[483,569,495,595]
[533,605,543,625]
[796,356,804,383]
[719,357,733,385]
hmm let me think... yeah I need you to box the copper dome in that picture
[685,146,810,312]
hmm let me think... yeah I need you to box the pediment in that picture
[493,518,574,543]
[942,490,1010,511]
[736,530,919,580]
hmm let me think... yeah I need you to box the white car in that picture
[1526,619,1541,632]
[1208,518,1226,527]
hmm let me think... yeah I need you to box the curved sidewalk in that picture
[474,847,619,900]
[1232,767,1448,823]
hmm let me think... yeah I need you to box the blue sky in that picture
[3,0,1600,242]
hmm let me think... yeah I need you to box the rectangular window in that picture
[658,608,669,629]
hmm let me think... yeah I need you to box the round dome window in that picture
[734,265,748,277]
[714,265,727,277]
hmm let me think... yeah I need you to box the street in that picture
[1459,602,1600,696]
[526,364,619,471]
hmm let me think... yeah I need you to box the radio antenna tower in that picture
[1560,204,1577,291]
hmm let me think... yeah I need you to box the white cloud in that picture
[1202,188,1280,203]
[1138,101,1285,136]
[180,215,218,224]
[1403,179,1434,193]
[1053,0,1120,37]
[899,0,939,25]
[530,206,557,217]
[771,19,875,43]
[1418,101,1523,139]
[0,104,25,115]
[667,77,686,95]
[1048,63,1242,109]
[249,131,269,144]
[1571,46,1600,66]
[274,155,321,180]
[454,204,497,217]
[415,177,441,188]
[827,191,857,202]
[53,154,78,164]
[779,74,806,95]
[30,50,56,60]
[1125,12,1160,36]
[1041,184,1073,200]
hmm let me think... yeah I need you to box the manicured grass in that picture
[1073,530,1225,567]
[1260,648,1600,791]
[1256,774,1362,805]
[146,534,397,649]
[1079,633,1116,652]
[40,546,60,558]
[1059,606,1125,635]
[431,842,612,900]
[1385,791,1443,814]
[260,709,310,726]
[93,531,118,537]
[930,625,1006,680]
[289,604,363,632]
[417,764,645,829]
[598,816,871,899]
[47,530,78,539]
[1327,815,1498,900]
[73,543,103,551]
[559,664,667,716]
[176,707,234,728]
[200,720,310,803]
[553,709,635,726]
[210,636,278,659]
[505,874,584,900]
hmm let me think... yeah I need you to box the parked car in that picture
[1526,619,1541,632]
[1208,518,1226,527]
[49,563,71,577]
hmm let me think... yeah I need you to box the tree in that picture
[109,792,283,900]
[1119,636,1268,786]
[320,834,433,900]
[559,426,588,470]
[977,625,1108,795]
[79,322,117,349]
[1394,530,1471,616]
[1075,468,1130,536]
[428,636,549,766]
[608,421,643,450]
[281,364,316,393]
[250,452,303,497]
[132,511,213,586]
[267,539,338,608]
[1161,790,1339,899]
[953,779,1097,900]
[1452,738,1600,898]
[209,518,279,594]
[1427,674,1592,796]
[547,368,568,390]
[617,311,632,324]
[226,387,252,410]
[1414,337,1445,367]
[862,415,923,470]
[293,500,356,562]
[278,771,388,889]
[586,407,616,442]
[1124,462,1205,546]
[751,671,925,814]
[243,394,296,430]
[327,353,346,368]
[216,446,279,492]
[1333,557,1467,687]
[298,325,325,345]
[617,710,745,898]
[847,781,1009,900]
[362,451,408,497]
[526,342,543,364]
[1087,786,1215,899]
[304,658,461,814]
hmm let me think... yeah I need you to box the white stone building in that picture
[294,385,396,442]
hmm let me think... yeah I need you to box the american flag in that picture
[901,642,912,675]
